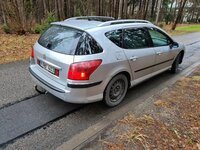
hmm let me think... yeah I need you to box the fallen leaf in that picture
[197,143,200,150]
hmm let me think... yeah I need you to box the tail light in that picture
[31,47,34,58]
[68,59,102,80]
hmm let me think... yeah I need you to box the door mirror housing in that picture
[170,42,179,49]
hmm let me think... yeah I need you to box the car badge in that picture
[43,54,46,60]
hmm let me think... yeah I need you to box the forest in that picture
[0,0,200,34]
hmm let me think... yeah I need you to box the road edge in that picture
[56,61,200,150]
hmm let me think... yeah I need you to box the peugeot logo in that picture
[43,54,46,60]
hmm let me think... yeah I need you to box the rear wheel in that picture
[103,74,128,107]
[171,53,181,73]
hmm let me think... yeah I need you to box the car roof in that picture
[52,20,103,30]
[52,16,153,31]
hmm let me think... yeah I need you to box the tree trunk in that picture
[114,0,119,19]
[131,2,135,17]
[150,0,156,19]
[118,0,123,19]
[168,0,174,24]
[43,0,47,16]
[173,0,178,20]
[98,0,101,15]
[108,0,111,16]
[137,0,142,18]
[143,0,149,19]
[155,0,162,24]
[54,0,58,19]
[112,0,115,17]
[123,0,128,18]
[101,0,104,16]
[171,0,187,30]
[58,0,65,20]
[16,0,26,33]
[196,9,200,23]
[0,1,7,24]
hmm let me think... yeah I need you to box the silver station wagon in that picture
[29,16,185,107]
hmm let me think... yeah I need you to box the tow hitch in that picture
[35,85,48,94]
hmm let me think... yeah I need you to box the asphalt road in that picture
[0,61,38,108]
[0,32,200,150]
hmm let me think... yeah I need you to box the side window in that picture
[75,33,103,55]
[148,28,172,47]
[105,29,123,47]
[123,28,149,49]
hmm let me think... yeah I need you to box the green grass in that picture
[176,24,200,32]
[166,24,200,36]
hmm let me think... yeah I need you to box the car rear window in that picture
[38,25,83,55]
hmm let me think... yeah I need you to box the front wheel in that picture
[171,53,181,74]
[103,74,128,107]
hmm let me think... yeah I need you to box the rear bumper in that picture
[29,66,104,104]
[29,68,65,93]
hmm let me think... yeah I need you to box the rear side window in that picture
[123,28,149,49]
[75,33,103,55]
[105,29,123,47]
[38,25,83,55]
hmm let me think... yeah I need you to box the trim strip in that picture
[29,67,65,93]
[67,81,102,88]
[135,58,174,73]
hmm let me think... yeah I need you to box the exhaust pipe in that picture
[35,85,47,94]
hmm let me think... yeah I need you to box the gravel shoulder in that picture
[82,66,200,150]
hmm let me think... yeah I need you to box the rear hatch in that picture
[33,25,83,86]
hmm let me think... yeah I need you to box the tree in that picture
[0,0,7,24]
[0,0,199,34]
[171,0,188,30]
[118,0,124,19]
[123,0,128,18]
[155,0,162,24]
[150,0,156,19]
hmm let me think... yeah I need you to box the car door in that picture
[122,28,156,79]
[147,27,175,72]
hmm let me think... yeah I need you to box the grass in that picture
[164,24,200,36]
[176,24,200,32]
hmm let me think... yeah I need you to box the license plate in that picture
[39,61,55,74]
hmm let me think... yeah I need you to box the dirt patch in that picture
[83,66,200,150]
[0,33,39,64]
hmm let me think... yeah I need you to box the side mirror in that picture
[170,42,179,49]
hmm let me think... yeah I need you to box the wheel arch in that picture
[179,50,185,64]
[104,70,132,91]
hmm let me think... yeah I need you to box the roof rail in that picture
[98,19,151,27]
[65,16,115,22]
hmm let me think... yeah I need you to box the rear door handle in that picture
[130,56,138,61]
[156,52,162,55]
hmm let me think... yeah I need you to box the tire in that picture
[103,74,128,107]
[171,53,181,74]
